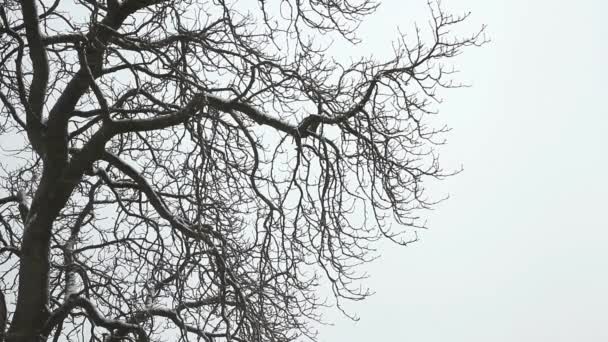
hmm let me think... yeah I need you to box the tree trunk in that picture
[6,213,53,342]
[6,169,80,342]
[0,289,6,341]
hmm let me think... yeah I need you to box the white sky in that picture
[319,0,608,341]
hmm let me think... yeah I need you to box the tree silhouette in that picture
[0,0,484,341]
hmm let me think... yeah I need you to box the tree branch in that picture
[98,151,213,240]
[0,192,30,224]
[111,92,303,136]
[43,296,148,342]
[19,0,48,143]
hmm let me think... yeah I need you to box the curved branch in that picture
[133,307,212,341]
[98,151,213,240]
[43,296,148,342]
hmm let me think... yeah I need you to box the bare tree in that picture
[0,0,484,341]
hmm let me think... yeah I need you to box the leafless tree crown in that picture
[0,0,484,341]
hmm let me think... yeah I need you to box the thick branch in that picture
[42,33,87,45]
[44,0,167,166]
[19,0,48,143]
[99,151,211,240]
[111,93,302,136]
[44,296,148,342]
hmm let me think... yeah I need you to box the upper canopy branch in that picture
[109,86,390,139]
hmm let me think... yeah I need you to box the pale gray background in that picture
[319,0,608,341]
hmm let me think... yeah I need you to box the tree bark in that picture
[6,216,53,342]
[6,171,81,342]
[0,289,6,341]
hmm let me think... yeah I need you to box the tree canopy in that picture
[0,0,484,341]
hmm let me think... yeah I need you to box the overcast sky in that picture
[319,1,608,341]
